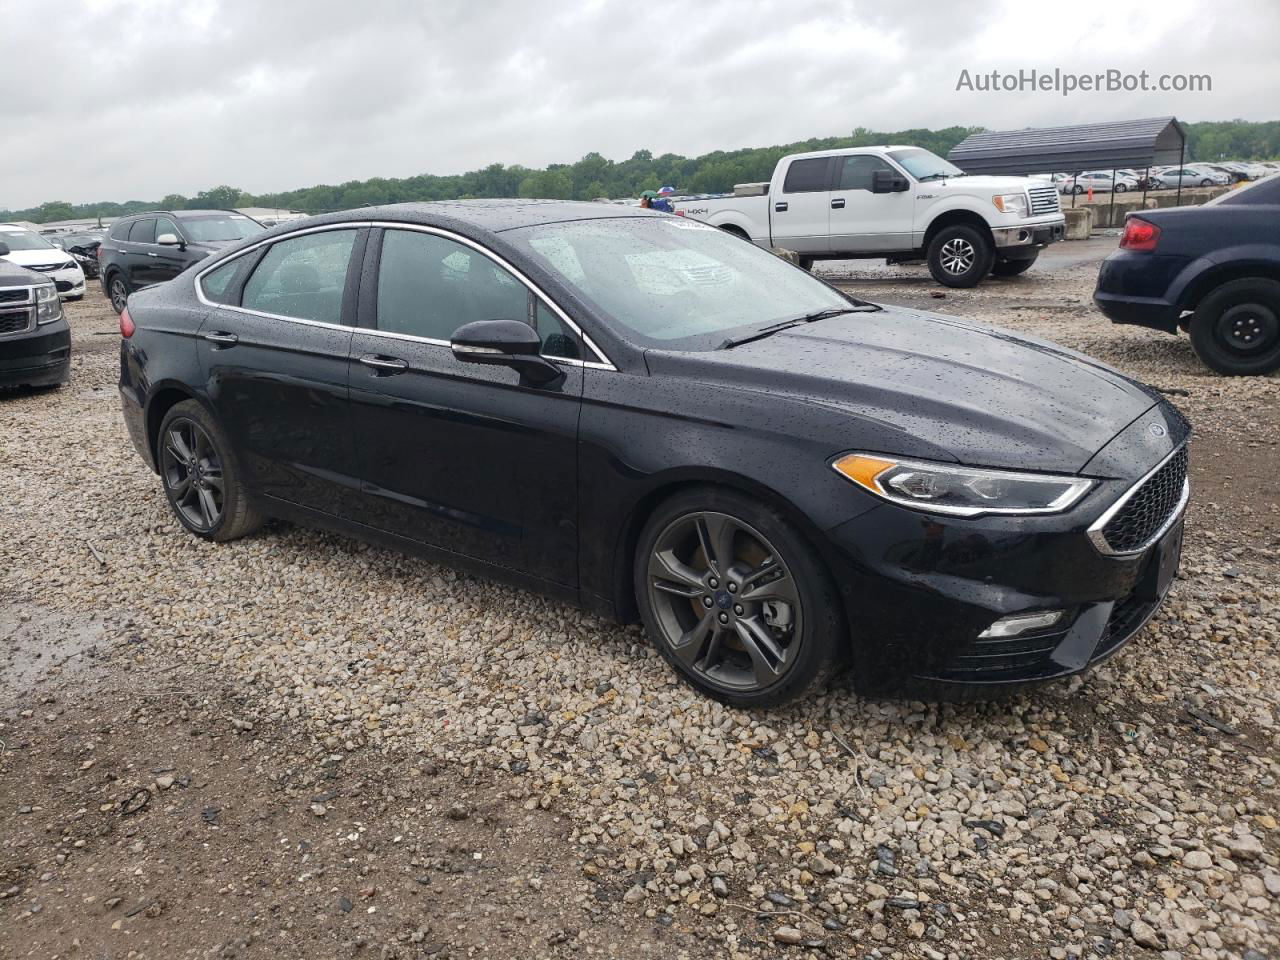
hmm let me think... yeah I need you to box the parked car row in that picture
[0,224,86,300]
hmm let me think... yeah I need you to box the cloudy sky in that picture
[3,0,1276,209]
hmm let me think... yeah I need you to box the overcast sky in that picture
[3,0,1276,209]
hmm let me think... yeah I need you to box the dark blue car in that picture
[1094,175,1280,376]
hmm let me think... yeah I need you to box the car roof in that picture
[118,209,245,220]
[273,199,666,235]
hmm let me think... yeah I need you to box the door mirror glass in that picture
[871,170,909,193]
[156,233,181,246]
[451,319,562,384]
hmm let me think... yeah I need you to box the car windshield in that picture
[505,216,857,349]
[0,228,56,251]
[180,214,266,243]
[887,148,964,181]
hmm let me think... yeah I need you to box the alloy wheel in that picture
[160,418,224,532]
[939,238,976,275]
[110,278,128,313]
[646,511,802,692]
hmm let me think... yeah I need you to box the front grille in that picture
[0,308,34,335]
[0,288,30,304]
[1028,186,1061,215]
[27,263,63,273]
[1098,446,1189,554]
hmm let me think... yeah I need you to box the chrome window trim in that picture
[192,220,617,371]
[1087,443,1190,556]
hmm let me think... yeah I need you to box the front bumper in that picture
[821,416,1190,693]
[992,217,1066,251]
[0,319,71,388]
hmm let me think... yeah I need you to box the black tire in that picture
[1200,179,1212,187]
[1189,278,1280,376]
[633,487,845,707]
[1072,185,1085,195]
[927,224,994,288]
[991,255,1037,277]
[66,295,84,302]
[107,273,130,314]
[798,256,815,272]
[1115,183,1128,193]
[156,400,264,541]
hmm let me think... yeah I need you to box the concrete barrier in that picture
[1063,206,1093,240]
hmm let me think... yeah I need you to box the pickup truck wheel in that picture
[1189,278,1280,376]
[927,225,994,288]
[991,255,1037,277]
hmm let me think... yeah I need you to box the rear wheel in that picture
[634,488,844,707]
[798,256,815,271]
[1200,179,1212,187]
[991,255,1037,277]
[157,400,264,541]
[1115,183,1128,193]
[107,273,130,314]
[1189,278,1280,376]
[927,224,994,288]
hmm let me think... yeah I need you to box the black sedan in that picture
[118,201,1190,706]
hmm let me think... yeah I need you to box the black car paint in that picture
[0,260,71,388]
[120,200,1187,692]
[99,209,263,299]
[1094,203,1280,333]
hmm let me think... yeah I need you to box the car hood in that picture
[645,308,1162,475]
[1,249,75,268]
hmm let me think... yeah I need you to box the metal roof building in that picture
[948,117,1187,176]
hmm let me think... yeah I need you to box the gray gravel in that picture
[2,251,1278,958]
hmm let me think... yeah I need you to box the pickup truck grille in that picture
[0,306,34,336]
[1028,186,1061,216]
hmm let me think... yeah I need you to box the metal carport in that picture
[948,117,1189,209]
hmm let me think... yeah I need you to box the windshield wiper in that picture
[918,172,964,181]
[718,305,877,349]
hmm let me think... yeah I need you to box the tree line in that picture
[7,120,1278,224]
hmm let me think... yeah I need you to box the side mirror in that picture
[450,318,563,385]
[157,232,182,247]
[871,171,910,194]
[0,241,9,256]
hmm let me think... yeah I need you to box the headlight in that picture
[35,283,63,325]
[992,193,1030,217]
[832,453,1093,517]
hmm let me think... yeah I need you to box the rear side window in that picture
[200,259,242,304]
[782,158,831,194]
[129,219,156,244]
[241,229,357,324]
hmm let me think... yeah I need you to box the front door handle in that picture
[359,354,408,374]
[774,201,788,212]
[203,332,239,347]
[831,198,846,209]
[146,252,158,257]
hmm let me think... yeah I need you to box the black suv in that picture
[0,249,70,389]
[99,209,264,313]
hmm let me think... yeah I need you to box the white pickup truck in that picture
[670,145,1066,287]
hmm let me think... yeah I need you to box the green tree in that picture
[37,201,75,223]
[193,185,245,209]
[161,194,188,210]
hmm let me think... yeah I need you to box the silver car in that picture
[1153,167,1231,189]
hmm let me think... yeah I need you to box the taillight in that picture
[1120,217,1161,251]
[119,306,135,338]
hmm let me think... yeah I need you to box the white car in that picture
[1152,167,1231,189]
[0,224,86,300]
[1059,171,1140,194]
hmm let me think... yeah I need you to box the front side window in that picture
[837,156,896,191]
[241,229,357,324]
[782,157,831,193]
[376,230,530,342]
[155,217,182,242]
[129,219,156,244]
[535,300,581,360]
[509,217,854,349]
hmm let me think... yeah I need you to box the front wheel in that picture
[1189,278,1280,376]
[991,255,1037,277]
[927,224,994,288]
[1115,183,1128,193]
[107,274,130,314]
[634,488,844,707]
[1200,179,1212,187]
[157,400,265,541]
[798,256,815,271]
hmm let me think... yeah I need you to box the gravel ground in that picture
[2,246,1278,959]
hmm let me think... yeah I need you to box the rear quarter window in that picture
[200,259,243,305]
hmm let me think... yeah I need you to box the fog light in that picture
[978,610,1064,639]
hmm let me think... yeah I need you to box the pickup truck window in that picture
[509,217,852,349]
[838,156,896,191]
[782,158,833,194]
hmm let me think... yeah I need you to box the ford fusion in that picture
[118,201,1190,706]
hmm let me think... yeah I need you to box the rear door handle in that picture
[146,252,158,258]
[359,354,408,374]
[203,332,239,347]
[774,201,788,212]
[830,198,846,209]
